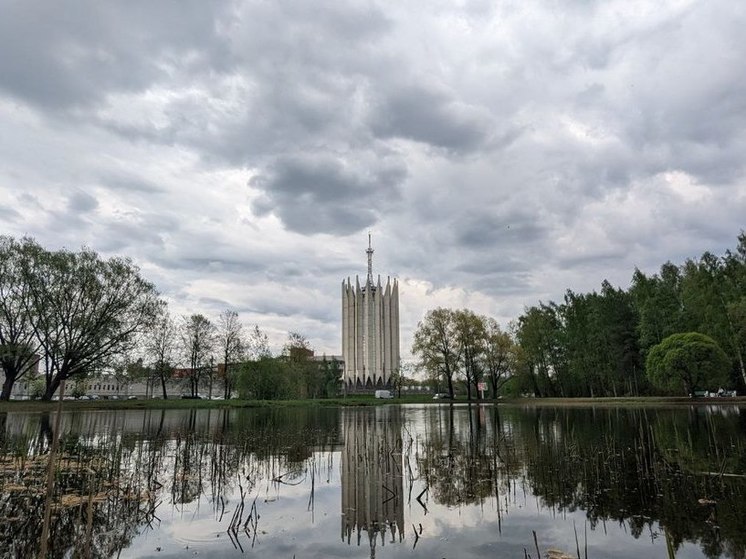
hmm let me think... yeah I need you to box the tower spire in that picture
[366,232,374,284]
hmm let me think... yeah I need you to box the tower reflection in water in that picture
[341,407,404,556]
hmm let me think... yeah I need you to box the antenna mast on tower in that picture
[366,232,374,284]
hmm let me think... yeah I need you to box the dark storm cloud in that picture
[95,219,166,253]
[250,155,406,234]
[67,190,98,213]
[456,211,548,248]
[370,85,492,153]
[102,172,164,194]
[0,0,233,109]
[0,205,21,222]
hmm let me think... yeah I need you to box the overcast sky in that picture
[1,0,745,359]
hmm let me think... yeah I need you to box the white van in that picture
[374,389,394,399]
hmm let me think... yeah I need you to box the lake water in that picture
[1,403,745,558]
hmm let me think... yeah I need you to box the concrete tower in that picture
[342,235,400,391]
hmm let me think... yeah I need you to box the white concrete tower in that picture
[342,235,400,391]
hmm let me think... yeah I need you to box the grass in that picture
[1,394,744,413]
[0,393,435,412]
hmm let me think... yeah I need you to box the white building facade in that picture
[341,237,400,391]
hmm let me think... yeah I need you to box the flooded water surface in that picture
[1,404,745,558]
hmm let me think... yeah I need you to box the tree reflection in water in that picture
[0,407,342,558]
[416,404,746,559]
[0,404,744,558]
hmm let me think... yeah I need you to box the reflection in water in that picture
[341,407,404,555]
[0,404,745,558]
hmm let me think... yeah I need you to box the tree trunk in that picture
[160,372,168,399]
[736,350,746,389]
[42,375,62,401]
[0,373,15,400]
[445,366,454,398]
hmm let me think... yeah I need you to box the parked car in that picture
[374,390,394,399]
[433,393,452,400]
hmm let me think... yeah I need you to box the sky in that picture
[1,0,745,360]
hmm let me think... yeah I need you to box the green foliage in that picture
[237,357,294,400]
[70,379,88,399]
[0,236,161,400]
[646,332,730,394]
[510,232,746,398]
[483,319,515,397]
[0,237,42,400]
[28,377,45,400]
[514,303,564,397]
[235,345,341,401]
[412,308,460,397]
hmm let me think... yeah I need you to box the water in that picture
[1,403,745,558]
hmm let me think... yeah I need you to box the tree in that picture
[514,303,565,397]
[389,367,405,398]
[0,237,42,400]
[246,324,272,359]
[217,309,244,399]
[646,332,730,395]
[483,318,514,398]
[20,242,160,400]
[318,355,343,398]
[412,308,461,398]
[453,309,486,400]
[180,314,216,398]
[145,308,177,398]
[631,263,691,355]
[283,332,317,398]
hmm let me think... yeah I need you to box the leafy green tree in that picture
[563,283,642,397]
[712,233,746,386]
[453,309,486,400]
[412,308,461,398]
[514,303,565,397]
[483,318,514,397]
[283,332,319,398]
[237,356,293,400]
[630,263,691,355]
[319,355,343,398]
[20,241,160,400]
[0,236,42,400]
[646,332,730,395]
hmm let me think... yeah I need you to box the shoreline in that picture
[1,395,745,413]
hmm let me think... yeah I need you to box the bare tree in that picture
[246,324,272,359]
[145,308,177,398]
[180,314,216,398]
[217,309,244,399]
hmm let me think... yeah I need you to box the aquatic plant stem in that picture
[39,379,66,559]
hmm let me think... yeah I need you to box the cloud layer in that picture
[2,0,745,358]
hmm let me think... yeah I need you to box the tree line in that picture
[413,232,746,398]
[0,236,337,401]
